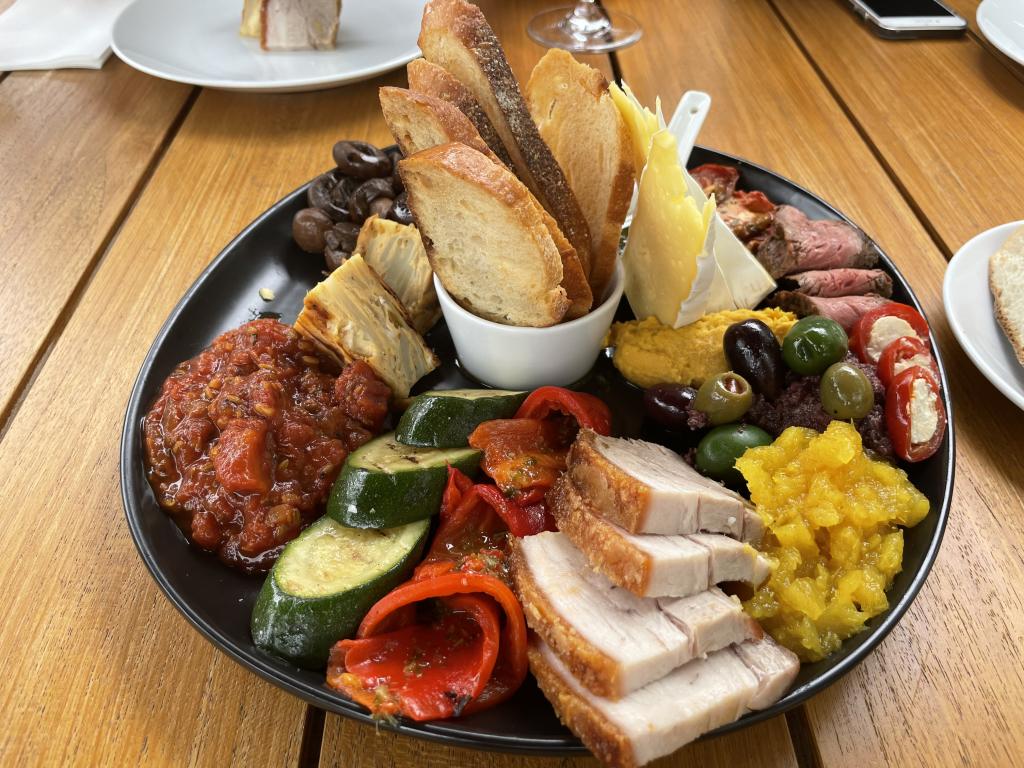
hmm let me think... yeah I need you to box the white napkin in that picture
[0,0,135,70]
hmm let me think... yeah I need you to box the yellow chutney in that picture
[737,421,929,661]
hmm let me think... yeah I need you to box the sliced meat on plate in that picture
[548,475,770,598]
[689,163,739,201]
[770,291,891,332]
[512,532,761,699]
[779,267,893,298]
[717,190,776,243]
[566,429,762,540]
[755,204,877,278]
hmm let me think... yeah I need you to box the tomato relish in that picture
[143,319,389,573]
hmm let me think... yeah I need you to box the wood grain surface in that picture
[0,61,191,427]
[318,714,797,768]
[772,0,1024,254]
[2,0,1024,766]
[614,0,1024,766]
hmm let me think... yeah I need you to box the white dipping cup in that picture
[434,263,625,390]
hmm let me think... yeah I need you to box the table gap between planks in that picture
[0,0,1020,767]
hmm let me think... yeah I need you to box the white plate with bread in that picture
[945,220,1024,411]
[112,0,426,92]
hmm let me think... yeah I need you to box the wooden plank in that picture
[771,0,1024,254]
[0,72,407,765]
[0,60,192,426]
[318,715,797,768]
[612,0,1024,766]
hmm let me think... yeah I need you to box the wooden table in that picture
[2,1,1022,765]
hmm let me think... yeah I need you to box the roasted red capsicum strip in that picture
[877,336,938,388]
[886,366,947,462]
[325,468,529,721]
[514,386,613,435]
[327,593,501,721]
[850,302,929,365]
[468,418,573,497]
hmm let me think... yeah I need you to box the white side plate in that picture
[112,0,425,92]
[977,0,1024,67]
[944,220,1024,412]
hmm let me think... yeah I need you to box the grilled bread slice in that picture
[399,142,570,327]
[547,475,769,598]
[379,86,502,164]
[294,253,438,398]
[418,0,593,278]
[527,49,634,299]
[567,429,763,541]
[379,87,590,317]
[406,58,514,169]
[990,223,1024,367]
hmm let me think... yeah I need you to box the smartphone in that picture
[847,0,968,38]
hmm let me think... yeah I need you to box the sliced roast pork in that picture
[548,476,770,598]
[771,291,891,332]
[690,163,739,201]
[718,190,776,243]
[755,205,876,278]
[512,532,761,699]
[779,268,893,298]
[528,635,799,768]
[261,0,341,51]
[567,429,762,541]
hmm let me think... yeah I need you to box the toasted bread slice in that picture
[547,475,770,598]
[535,204,592,319]
[990,224,1024,367]
[294,254,439,398]
[418,0,593,278]
[527,49,634,299]
[406,58,514,169]
[567,429,762,541]
[399,142,569,327]
[379,86,502,164]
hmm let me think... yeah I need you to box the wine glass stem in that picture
[564,0,611,37]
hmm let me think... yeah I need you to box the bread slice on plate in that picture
[418,0,593,278]
[399,142,570,327]
[379,86,502,163]
[535,204,593,319]
[990,224,1024,367]
[527,49,635,300]
[406,58,514,169]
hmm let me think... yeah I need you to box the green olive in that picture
[782,316,849,376]
[694,372,754,425]
[696,423,774,485]
[820,362,874,419]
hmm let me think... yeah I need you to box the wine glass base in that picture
[527,6,642,54]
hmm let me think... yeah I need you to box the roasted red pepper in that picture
[468,418,573,498]
[474,484,556,537]
[326,469,529,721]
[514,386,613,435]
[877,336,938,388]
[850,303,930,365]
[886,366,947,462]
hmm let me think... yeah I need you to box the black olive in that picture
[348,177,395,222]
[387,191,414,225]
[333,140,391,179]
[324,247,348,271]
[643,384,700,431]
[386,148,405,193]
[292,208,333,253]
[723,319,786,400]
[306,170,338,211]
[369,197,394,218]
[325,221,360,254]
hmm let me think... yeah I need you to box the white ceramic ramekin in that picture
[434,263,625,390]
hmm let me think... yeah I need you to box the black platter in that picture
[120,147,954,753]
